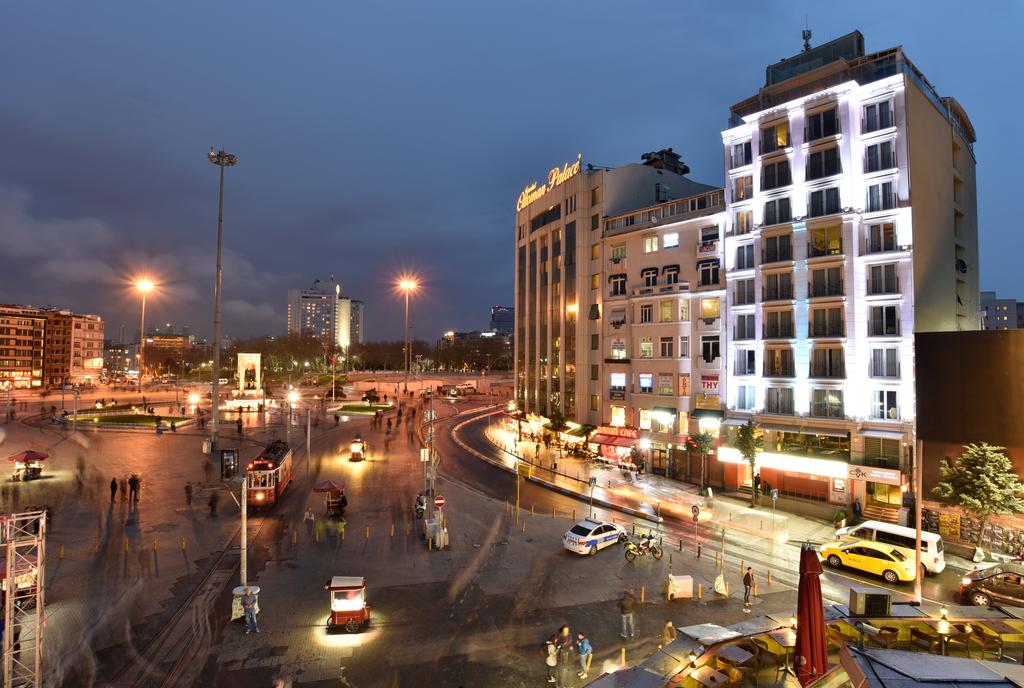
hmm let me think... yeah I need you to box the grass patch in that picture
[77,414,189,427]
[332,403,391,415]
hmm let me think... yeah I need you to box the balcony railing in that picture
[763,326,795,339]
[867,277,901,295]
[808,283,844,298]
[762,248,793,264]
[810,402,845,419]
[763,286,794,302]
[808,242,843,259]
[809,366,846,379]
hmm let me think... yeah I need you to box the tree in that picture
[933,443,1024,550]
[547,406,568,435]
[735,420,762,507]
[688,431,716,492]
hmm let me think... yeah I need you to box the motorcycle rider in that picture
[414,492,427,518]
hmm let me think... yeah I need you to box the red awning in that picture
[588,434,635,448]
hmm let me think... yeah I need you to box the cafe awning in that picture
[690,409,724,419]
[590,434,635,448]
[860,429,906,441]
[567,424,596,438]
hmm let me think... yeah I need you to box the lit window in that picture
[639,409,652,430]
[643,236,658,253]
[610,406,625,426]
[663,232,679,248]
[638,373,653,394]
[700,297,720,319]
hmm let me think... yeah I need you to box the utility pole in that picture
[72,387,79,433]
[207,149,238,457]
[306,408,311,478]
[240,479,248,586]
[913,438,923,603]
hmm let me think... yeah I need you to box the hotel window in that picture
[700,335,720,363]
[679,336,689,358]
[638,373,654,394]
[698,260,720,287]
[734,209,753,235]
[735,314,755,340]
[610,308,626,327]
[678,373,691,396]
[591,213,600,231]
[870,347,900,378]
[591,334,599,350]
[642,268,658,287]
[810,306,845,337]
[610,243,626,260]
[610,406,626,426]
[765,387,794,415]
[764,272,793,301]
[664,265,680,285]
[659,300,673,322]
[565,194,577,214]
[867,181,896,212]
[663,232,679,249]
[764,310,794,338]
[610,339,626,359]
[868,264,900,295]
[639,337,653,358]
[659,336,673,358]
[764,347,794,377]
[811,347,845,378]
[863,101,893,133]
[735,243,755,270]
[763,234,792,263]
[734,278,755,305]
[701,226,720,242]
[590,244,600,260]
[761,159,792,190]
[609,274,627,296]
[591,364,598,380]
[808,187,840,217]
[590,394,599,411]
[700,297,720,320]
[867,222,897,253]
[639,409,652,430]
[735,349,756,375]
[731,140,752,168]
[809,225,843,257]
[733,175,753,201]
[763,197,792,226]
[590,273,599,290]
[640,304,653,323]
[679,300,689,321]
[760,122,790,153]
[653,407,674,433]
[809,266,843,297]
[806,147,841,180]
[591,186,601,205]
[865,140,896,173]
[811,388,844,419]
[610,372,627,393]
[869,305,901,336]
[872,390,899,420]
[806,107,838,141]
[736,385,755,411]
[643,236,658,253]
[658,373,674,396]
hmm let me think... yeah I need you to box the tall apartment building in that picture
[980,291,1019,330]
[717,31,978,521]
[489,305,514,335]
[514,149,718,425]
[0,305,46,389]
[44,310,105,386]
[286,277,363,349]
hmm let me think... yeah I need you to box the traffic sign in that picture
[420,448,430,463]
[434,496,446,508]
[691,504,700,518]
[771,489,779,502]
[517,463,532,478]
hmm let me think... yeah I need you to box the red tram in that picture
[246,440,293,508]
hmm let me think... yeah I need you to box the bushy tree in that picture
[933,443,1024,548]
[688,431,716,491]
[735,420,763,507]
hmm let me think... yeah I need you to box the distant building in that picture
[437,330,512,370]
[286,277,363,349]
[144,334,190,377]
[43,310,104,386]
[981,291,1019,330]
[0,305,46,389]
[489,306,513,335]
[104,340,131,375]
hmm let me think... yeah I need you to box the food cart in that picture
[349,437,368,462]
[9,450,48,481]
[313,479,347,517]
[325,576,370,633]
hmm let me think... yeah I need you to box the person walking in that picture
[184,482,194,507]
[241,587,259,634]
[336,517,346,547]
[303,507,315,538]
[209,491,220,517]
[119,477,128,502]
[128,474,140,503]
[543,635,558,684]
[662,619,677,646]
[237,417,243,436]
[743,566,755,611]
[620,590,636,639]
[576,632,593,680]
[109,478,118,502]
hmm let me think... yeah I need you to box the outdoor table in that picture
[690,665,728,687]
[768,629,797,674]
[714,643,755,667]
[924,619,954,655]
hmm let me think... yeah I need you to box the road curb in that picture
[450,413,662,525]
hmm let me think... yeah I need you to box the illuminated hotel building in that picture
[286,277,363,350]
[717,31,979,521]
[513,149,719,438]
[0,305,46,389]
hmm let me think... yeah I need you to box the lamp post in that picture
[135,279,155,385]
[398,278,418,394]
[207,148,238,457]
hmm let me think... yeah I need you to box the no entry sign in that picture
[434,496,446,508]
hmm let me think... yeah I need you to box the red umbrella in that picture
[795,543,829,685]
[312,480,345,493]
[7,450,48,463]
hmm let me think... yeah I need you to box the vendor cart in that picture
[313,479,348,517]
[325,576,369,633]
[8,450,48,481]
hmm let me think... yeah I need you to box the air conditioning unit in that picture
[849,586,891,617]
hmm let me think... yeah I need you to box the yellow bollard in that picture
[641,586,645,604]
[740,559,745,575]
[753,580,758,597]
[522,520,527,532]
[59,544,64,559]
[572,508,576,520]
[291,529,297,545]
[620,647,626,666]
[181,536,187,550]
[531,504,534,516]
[365,526,369,540]
[725,581,730,596]
[429,537,432,551]
[767,570,772,586]
[123,536,128,553]
[152,537,157,551]
[697,583,703,600]
[391,523,395,537]
[552,506,555,518]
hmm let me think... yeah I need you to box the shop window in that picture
[639,409,652,431]
[638,373,653,394]
[658,373,674,395]
[700,297,720,320]
[610,406,625,427]
[590,395,599,411]
[678,373,691,396]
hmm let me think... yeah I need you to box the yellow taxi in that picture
[818,539,916,584]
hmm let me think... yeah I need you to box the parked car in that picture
[819,539,916,584]
[563,518,627,556]
[960,562,1024,607]
[835,520,946,574]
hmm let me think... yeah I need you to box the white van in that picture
[835,520,945,574]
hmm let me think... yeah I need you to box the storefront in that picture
[847,464,904,510]
[588,425,638,464]
[717,441,849,506]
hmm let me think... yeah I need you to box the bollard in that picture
[573,508,576,520]
[152,537,157,551]
[428,537,432,551]
[767,570,772,586]
[715,551,720,566]
[522,520,527,532]
[697,583,702,600]
[181,536,187,550]
[753,580,758,597]
[698,544,702,558]
[391,523,395,537]
[669,553,673,566]
[531,504,534,516]
[365,526,369,540]
[760,520,763,530]
[291,529,297,545]
[679,538,683,552]
[620,647,626,667]
[123,536,128,553]
[741,560,745,575]
[632,524,636,535]
[59,544,64,559]
[641,586,645,604]
[725,581,730,596]
[552,506,555,518]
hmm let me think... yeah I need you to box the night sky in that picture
[1,2,1018,341]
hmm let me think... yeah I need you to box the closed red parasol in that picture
[7,450,49,463]
[795,543,829,685]
[312,480,345,493]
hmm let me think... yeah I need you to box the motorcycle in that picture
[414,493,426,519]
[624,533,663,562]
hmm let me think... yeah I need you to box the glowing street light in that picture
[135,278,156,384]
[397,277,419,393]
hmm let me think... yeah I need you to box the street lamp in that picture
[397,277,418,393]
[207,148,238,457]
[135,279,155,385]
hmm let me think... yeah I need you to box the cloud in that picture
[223,299,276,321]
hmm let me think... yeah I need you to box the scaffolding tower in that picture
[2,510,45,688]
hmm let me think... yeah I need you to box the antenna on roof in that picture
[802,17,812,52]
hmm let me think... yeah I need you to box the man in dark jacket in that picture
[620,590,636,638]
[109,478,118,502]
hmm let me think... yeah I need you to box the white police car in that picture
[563,518,627,556]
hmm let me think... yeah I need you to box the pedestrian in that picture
[743,566,755,611]
[753,472,762,497]
[170,420,176,432]
[662,619,677,646]
[336,517,346,546]
[576,632,592,680]
[543,635,558,684]
[303,507,315,537]
[237,418,243,436]
[128,474,140,502]
[209,491,220,517]
[120,477,128,502]
[852,498,862,525]
[185,482,194,507]
[241,587,259,634]
[620,590,636,638]
[203,460,212,483]
[109,477,118,502]
[535,442,540,461]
